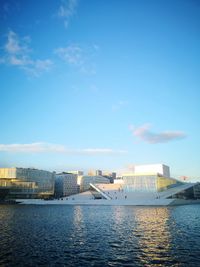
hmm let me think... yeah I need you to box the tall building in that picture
[0,167,55,199]
[55,172,78,197]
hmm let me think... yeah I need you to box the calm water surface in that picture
[0,204,200,267]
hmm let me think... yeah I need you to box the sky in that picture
[0,0,199,181]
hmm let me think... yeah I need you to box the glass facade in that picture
[0,168,55,199]
[122,174,182,193]
[156,176,182,192]
[122,175,157,192]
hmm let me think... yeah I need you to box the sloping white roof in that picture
[158,183,196,199]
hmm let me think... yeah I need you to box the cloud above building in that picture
[55,43,97,74]
[0,142,127,155]
[130,123,187,144]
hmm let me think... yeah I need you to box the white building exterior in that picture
[18,164,200,206]
[114,179,124,185]
[132,164,170,177]
[55,173,78,197]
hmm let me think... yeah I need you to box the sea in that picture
[0,204,200,267]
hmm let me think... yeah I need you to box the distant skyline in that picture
[0,0,199,181]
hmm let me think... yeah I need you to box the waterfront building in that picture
[17,164,200,206]
[55,164,200,205]
[0,167,55,199]
[78,175,110,192]
[55,172,78,197]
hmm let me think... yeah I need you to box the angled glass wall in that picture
[122,175,157,192]
[122,174,182,193]
[156,176,182,192]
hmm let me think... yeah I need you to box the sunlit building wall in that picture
[133,164,170,178]
[0,168,55,199]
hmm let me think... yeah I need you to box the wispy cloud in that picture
[130,123,187,144]
[0,143,65,153]
[55,44,83,66]
[57,0,78,28]
[55,43,96,74]
[112,101,128,112]
[0,142,127,155]
[1,30,53,76]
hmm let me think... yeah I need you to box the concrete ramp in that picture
[90,183,112,200]
[159,183,195,199]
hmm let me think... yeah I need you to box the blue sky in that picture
[0,0,199,180]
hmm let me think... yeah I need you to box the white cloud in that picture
[57,0,78,28]
[0,143,65,153]
[1,30,53,76]
[55,43,97,74]
[130,123,187,144]
[0,142,127,155]
[34,59,53,71]
[55,44,83,66]
[5,30,24,54]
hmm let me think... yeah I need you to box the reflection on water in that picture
[134,208,172,266]
[0,205,200,267]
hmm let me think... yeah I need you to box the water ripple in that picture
[0,205,200,266]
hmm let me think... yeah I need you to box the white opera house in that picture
[19,164,200,206]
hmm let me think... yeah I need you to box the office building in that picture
[0,167,55,199]
[55,172,78,197]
